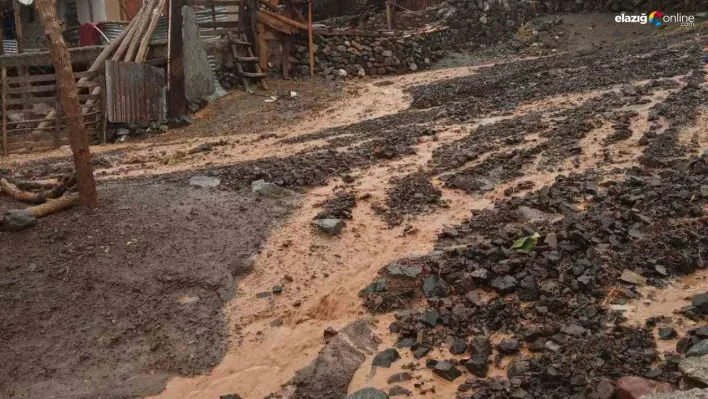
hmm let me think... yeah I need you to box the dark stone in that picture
[272,285,283,294]
[464,357,488,377]
[518,275,539,301]
[658,327,678,340]
[324,327,338,343]
[692,293,708,314]
[360,279,388,296]
[414,346,431,359]
[421,309,439,327]
[687,340,708,357]
[422,276,451,298]
[220,395,243,399]
[388,386,411,397]
[491,275,518,295]
[433,361,462,381]
[449,337,468,354]
[372,348,401,367]
[561,324,587,336]
[387,262,422,280]
[507,360,530,378]
[590,378,615,399]
[396,337,416,348]
[2,209,37,232]
[348,387,390,399]
[256,291,271,298]
[497,339,521,354]
[387,372,412,384]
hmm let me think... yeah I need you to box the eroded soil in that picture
[0,15,707,399]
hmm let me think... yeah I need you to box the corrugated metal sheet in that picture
[3,40,18,55]
[98,6,228,44]
[105,60,166,123]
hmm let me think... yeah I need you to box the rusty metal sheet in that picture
[105,60,166,124]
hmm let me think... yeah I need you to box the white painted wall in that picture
[76,0,107,23]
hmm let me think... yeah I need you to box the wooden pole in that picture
[13,0,24,53]
[167,0,186,118]
[35,0,98,209]
[124,0,158,62]
[308,0,313,78]
[386,1,392,30]
[136,0,167,62]
[1,68,6,156]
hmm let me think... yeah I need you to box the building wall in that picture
[76,0,107,23]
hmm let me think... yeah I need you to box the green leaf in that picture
[512,236,529,249]
[512,232,541,252]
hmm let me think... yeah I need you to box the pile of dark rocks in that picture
[361,148,708,397]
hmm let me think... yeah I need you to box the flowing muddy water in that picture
[151,60,700,397]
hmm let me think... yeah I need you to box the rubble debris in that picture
[372,348,401,367]
[312,218,345,235]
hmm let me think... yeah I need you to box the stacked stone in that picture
[290,31,451,79]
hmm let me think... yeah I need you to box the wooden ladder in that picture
[227,32,268,92]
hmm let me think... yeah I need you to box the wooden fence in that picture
[0,70,106,155]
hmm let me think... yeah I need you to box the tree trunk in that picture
[35,0,98,209]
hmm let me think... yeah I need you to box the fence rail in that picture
[0,69,106,155]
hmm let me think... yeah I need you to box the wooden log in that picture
[27,194,79,218]
[125,0,159,62]
[111,9,144,61]
[0,175,75,204]
[136,0,168,62]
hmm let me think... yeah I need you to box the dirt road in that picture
[0,15,706,399]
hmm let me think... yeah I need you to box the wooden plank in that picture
[6,97,58,106]
[257,22,268,71]
[4,71,99,84]
[199,28,239,37]
[1,68,6,156]
[53,90,61,148]
[6,84,57,94]
[260,9,308,31]
[167,0,187,118]
[198,21,240,28]
[192,0,241,5]
[235,55,258,62]
[257,12,295,35]
[13,0,24,54]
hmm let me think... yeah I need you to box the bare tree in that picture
[35,0,98,209]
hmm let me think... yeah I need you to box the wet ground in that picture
[0,14,707,399]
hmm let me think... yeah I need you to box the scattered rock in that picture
[220,394,243,399]
[348,387,390,399]
[272,285,283,294]
[373,348,401,367]
[590,377,615,399]
[313,219,345,235]
[658,327,678,340]
[680,356,708,385]
[251,179,293,198]
[422,276,451,298]
[2,209,37,232]
[387,372,412,384]
[189,175,221,188]
[388,385,412,397]
[324,327,338,343]
[644,389,708,399]
[432,361,462,381]
[497,339,521,354]
[619,269,647,286]
[387,261,422,280]
[615,376,677,399]
[687,340,708,357]
[449,337,468,354]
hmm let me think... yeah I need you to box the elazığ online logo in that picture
[615,11,695,27]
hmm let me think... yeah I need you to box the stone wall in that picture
[289,30,452,79]
[288,0,529,78]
